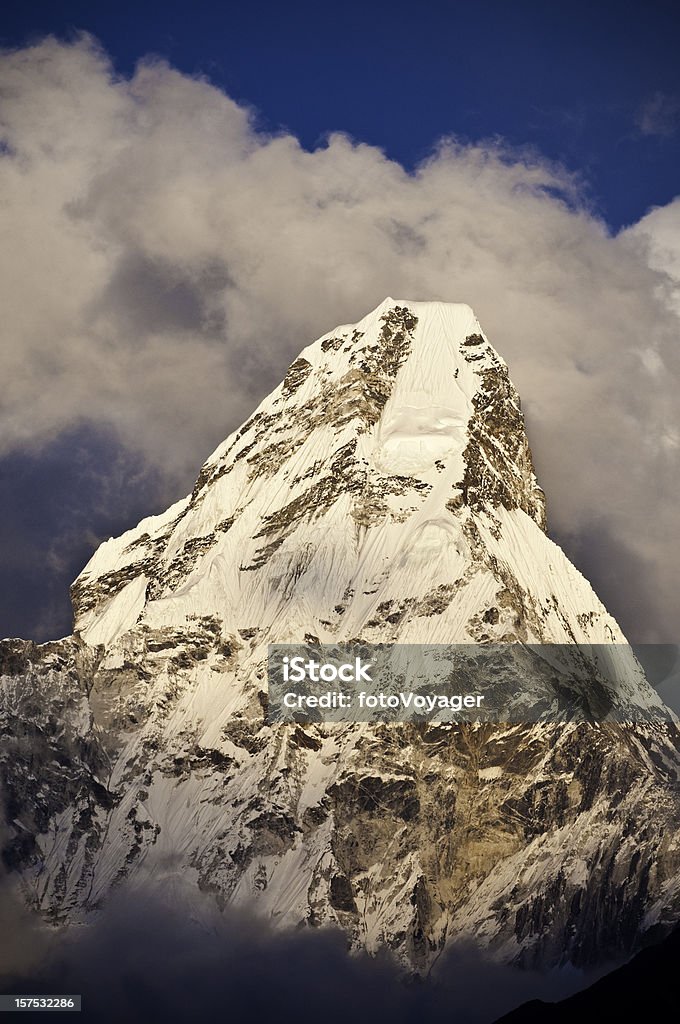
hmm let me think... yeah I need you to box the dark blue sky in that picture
[3,0,680,230]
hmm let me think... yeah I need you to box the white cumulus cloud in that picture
[1,34,679,642]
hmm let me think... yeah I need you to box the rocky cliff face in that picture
[2,299,680,971]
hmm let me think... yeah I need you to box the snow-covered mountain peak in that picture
[71,298,551,642]
[202,297,500,482]
[4,298,680,977]
[68,298,638,662]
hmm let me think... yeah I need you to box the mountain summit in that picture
[2,299,680,971]
[72,298,611,651]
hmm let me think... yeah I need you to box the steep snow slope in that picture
[70,300,633,649]
[1,299,679,972]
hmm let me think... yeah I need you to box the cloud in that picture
[0,425,166,641]
[625,196,680,313]
[635,92,680,138]
[0,880,600,1024]
[0,817,52,981]
[1,34,680,642]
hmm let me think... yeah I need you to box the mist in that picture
[0,881,604,1024]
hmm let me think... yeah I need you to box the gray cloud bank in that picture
[1,35,679,642]
[0,880,601,1024]
[0,425,164,640]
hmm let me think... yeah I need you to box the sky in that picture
[1,0,680,653]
